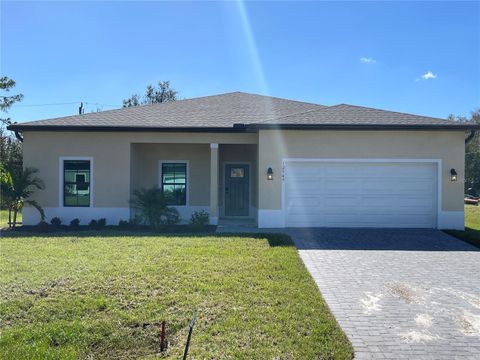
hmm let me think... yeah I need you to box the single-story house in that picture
[9,92,478,230]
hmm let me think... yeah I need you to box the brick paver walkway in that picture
[291,229,480,359]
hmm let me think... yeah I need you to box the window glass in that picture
[162,163,186,205]
[64,160,90,207]
[230,168,245,178]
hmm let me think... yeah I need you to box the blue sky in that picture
[1,1,479,122]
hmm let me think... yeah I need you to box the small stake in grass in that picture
[182,312,196,360]
[160,321,166,352]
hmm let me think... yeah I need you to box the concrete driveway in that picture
[291,229,480,359]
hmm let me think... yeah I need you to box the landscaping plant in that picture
[118,219,129,228]
[0,165,44,227]
[189,210,210,228]
[50,217,62,227]
[131,187,181,229]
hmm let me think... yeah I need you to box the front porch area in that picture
[130,142,258,225]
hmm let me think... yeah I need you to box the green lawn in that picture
[446,205,480,248]
[0,232,353,359]
[0,209,22,229]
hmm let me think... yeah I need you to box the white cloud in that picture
[421,71,437,80]
[360,57,376,64]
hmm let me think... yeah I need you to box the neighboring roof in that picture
[8,91,478,132]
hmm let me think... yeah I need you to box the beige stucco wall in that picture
[131,143,211,206]
[23,129,465,226]
[23,132,131,208]
[258,130,466,212]
[22,131,258,210]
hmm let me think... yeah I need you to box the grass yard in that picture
[0,232,353,359]
[446,205,480,248]
[0,209,22,229]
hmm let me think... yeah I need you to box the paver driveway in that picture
[291,229,480,359]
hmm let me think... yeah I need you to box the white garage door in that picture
[284,161,437,228]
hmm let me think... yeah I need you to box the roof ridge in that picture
[234,91,326,108]
[14,91,325,125]
[333,103,451,122]
[10,92,248,125]
[254,105,332,124]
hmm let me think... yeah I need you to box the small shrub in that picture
[118,219,129,228]
[50,217,62,226]
[189,210,210,227]
[70,218,80,227]
[97,218,106,228]
[160,208,181,226]
[128,215,142,226]
[89,219,98,228]
[131,187,181,229]
[37,221,49,233]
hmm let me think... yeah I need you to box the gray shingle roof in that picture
[259,104,460,126]
[9,91,473,131]
[11,92,325,129]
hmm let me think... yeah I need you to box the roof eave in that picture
[6,125,252,133]
[7,123,478,132]
[247,123,479,131]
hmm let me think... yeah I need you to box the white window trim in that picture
[59,156,94,209]
[158,160,189,207]
[281,158,442,229]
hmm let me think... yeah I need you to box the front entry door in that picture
[225,164,250,216]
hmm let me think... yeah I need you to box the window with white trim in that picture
[63,160,91,207]
[161,162,187,205]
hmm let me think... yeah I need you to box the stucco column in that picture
[209,143,219,225]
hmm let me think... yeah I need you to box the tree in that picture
[0,127,22,168]
[1,77,24,195]
[122,81,178,107]
[0,166,45,228]
[448,109,480,193]
[130,187,180,229]
[1,76,24,127]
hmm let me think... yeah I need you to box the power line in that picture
[15,101,118,108]
[15,102,80,107]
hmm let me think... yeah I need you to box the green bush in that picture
[88,219,98,228]
[189,210,210,227]
[69,218,80,227]
[118,219,129,228]
[50,217,62,226]
[97,218,106,228]
[130,187,181,229]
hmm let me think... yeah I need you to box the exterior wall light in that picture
[450,168,458,182]
[267,167,274,180]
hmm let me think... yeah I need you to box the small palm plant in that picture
[1,166,45,227]
[130,187,180,229]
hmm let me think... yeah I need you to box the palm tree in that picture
[130,187,180,229]
[1,166,45,227]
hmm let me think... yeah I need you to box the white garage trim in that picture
[281,158,442,229]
